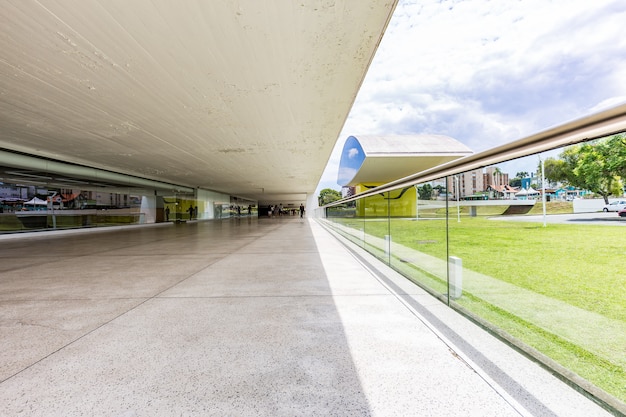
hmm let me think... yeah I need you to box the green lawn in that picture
[389,217,625,322]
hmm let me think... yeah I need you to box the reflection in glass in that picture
[388,182,449,298]
[1,183,143,232]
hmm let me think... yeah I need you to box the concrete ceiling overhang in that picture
[0,0,398,204]
[338,134,474,186]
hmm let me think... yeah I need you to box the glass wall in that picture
[1,182,259,233]
[318,138,626,407]
[163,192,197,222]
[0,184,144,233]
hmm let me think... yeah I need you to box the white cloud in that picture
[589,96,626,114]
[316,0,626,195]
[347,148,359,159]
[337,166,357,184]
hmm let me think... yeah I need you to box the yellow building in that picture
[337,135,473,217]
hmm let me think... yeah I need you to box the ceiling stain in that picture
[217,148,247,154]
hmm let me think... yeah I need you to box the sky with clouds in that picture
[315,0,626,194]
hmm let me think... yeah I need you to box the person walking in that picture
[299,203,305,218]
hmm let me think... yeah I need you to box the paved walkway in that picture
[0,217,613,416]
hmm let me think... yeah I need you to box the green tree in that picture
[542,157,569,184]
[417,184,433,200]
[318,188,342,205]
[553,136,626,204]
[509,171,529,188]
[492,166,502,185]
[604,134,626,179]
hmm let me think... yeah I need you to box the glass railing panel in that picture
[318,133,626,406]
[324,203,365,248]
[388,183,449,297]
[2,209,39,232]
[446,150,626,403]
[362,193,390,264]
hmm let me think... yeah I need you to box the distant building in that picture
[483,167,509,189]
[447,169,484,200]
[486,184,519,200]
[0,184,31,200]
[341,186,355,198]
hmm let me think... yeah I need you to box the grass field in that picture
[392,217,625,321]
[325,206,626,404]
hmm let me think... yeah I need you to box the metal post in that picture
[48,193,57,229]
[541,156,546,227]
[385,235,391,259]
[456,175,460,222]
[414,185,419,220]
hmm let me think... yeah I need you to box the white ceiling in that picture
[0,0,397,204]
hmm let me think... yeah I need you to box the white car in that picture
[602,200,626,212]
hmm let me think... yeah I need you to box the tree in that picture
[553,136,626,204]
[509,171,529,188]
[604,134,626,179]
[318,188,342,205]
[417,184,432,200]
[492,167,502,186]
[542,157,569,185]
[509,177,521,188]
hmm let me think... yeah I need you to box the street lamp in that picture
[540,155,546,227]
[456,175,460,223]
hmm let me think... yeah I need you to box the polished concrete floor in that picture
[0,217,612,416]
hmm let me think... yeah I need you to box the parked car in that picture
[602,200,626,212]
[619,208,626,217]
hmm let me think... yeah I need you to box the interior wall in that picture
[197,189,230,219]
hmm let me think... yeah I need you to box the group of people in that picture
[164,205,197,222]
[165,203,305,221]
[267,203,305,218]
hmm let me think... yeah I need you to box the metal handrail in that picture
[326,103,626,206]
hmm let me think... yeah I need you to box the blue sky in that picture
[315,0,626,194]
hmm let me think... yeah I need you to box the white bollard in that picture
[449,256,463,299]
